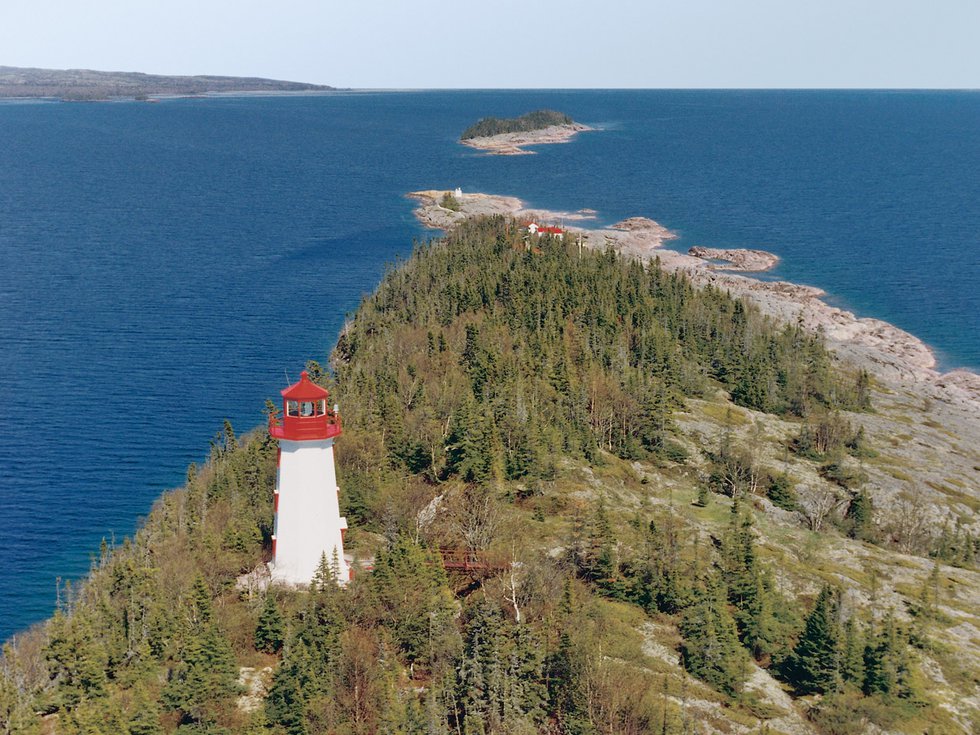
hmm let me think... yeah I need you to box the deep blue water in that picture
[1,90,977,641]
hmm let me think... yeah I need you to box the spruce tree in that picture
[679,574,746,697]
[45,610,109,709]
[545,631,590,734]
[505,624,546,727]
[720,501,781,658]
[458,600,505,732]
[254,593,285,654]
[162,622,238,726]
[127,684,164,735]
[863,612,918,703]
[265,659,308,735]
[785,585,841,695]
[766,473,797,511]
[840,617,865,687]
[845,489,874,540]
[587,498,616,584]
[370,536,456,666]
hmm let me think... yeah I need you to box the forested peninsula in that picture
[0,66,334,101]
[2,217,979,735]
[460,110,592,155]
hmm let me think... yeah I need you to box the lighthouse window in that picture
[286,400,327,417]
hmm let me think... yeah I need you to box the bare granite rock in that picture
[688,246,780,271]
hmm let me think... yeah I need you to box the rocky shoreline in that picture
[460,123,594,155]
[409,189,980,420]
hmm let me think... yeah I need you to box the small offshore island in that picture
[460,109,593,155]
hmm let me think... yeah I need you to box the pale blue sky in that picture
[2,0,977,88]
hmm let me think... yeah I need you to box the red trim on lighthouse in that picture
[280,370,329,401]
[269,370,342,441]
[274,492,279,513]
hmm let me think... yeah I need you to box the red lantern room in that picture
[268,371,342,441]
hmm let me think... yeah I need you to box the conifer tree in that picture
[679,574,746,697]
[127,684,164,735]
[254,593,285,654]
[785,585,841,695]
[162,579,238,727]
[587,498,616,584]
[45,609,109,709]
[458,600,505,732]
[766,473,797,511]
[545,631,590,734]
[162,624,238,726]
[370,536,456,667]
[505,624,546,727]
[862,613,918,703]
[840,617,865,687]
[845,489,874,540]
[265,659,308,735]
[720,501,783,659]
[642,513,690,615]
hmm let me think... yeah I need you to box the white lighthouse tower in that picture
[268,370,350,585]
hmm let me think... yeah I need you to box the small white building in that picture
[268,370,350,586]
[453,187,463,198]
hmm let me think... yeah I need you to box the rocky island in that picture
[0,65,335,101]
[459,109,593,155]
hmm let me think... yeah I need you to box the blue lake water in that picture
[1,90,978,642]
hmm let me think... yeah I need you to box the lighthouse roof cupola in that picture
[269,370,342,441]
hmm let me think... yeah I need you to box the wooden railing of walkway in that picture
[437,547,509,574]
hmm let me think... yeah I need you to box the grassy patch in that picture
[938,486,980,514]
[887,469,915,482]
[697,401,750,426]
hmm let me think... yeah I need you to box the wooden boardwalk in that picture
[437,547,508,573]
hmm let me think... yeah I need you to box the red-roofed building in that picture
[525,221,564,240]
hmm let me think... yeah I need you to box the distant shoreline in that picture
[0,65,335,102]
[0,90,348,104]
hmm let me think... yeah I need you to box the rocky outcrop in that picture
[688,246,780,272]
